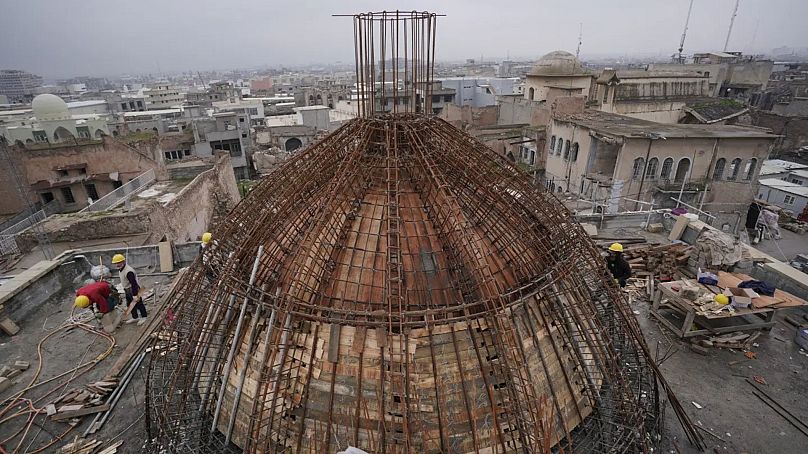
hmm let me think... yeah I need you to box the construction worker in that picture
[200,232,218,282]
[606,243,632,288]
[112,253,148,325]
[75,280,117,316]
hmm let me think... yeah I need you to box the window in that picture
[550,136,556,152]
[529,87,535,100]
[556,138,563,155]
[78,167,86,176]
[571,142,579,162]
[674,158,691,183]
[248,108,258,116]
[239,117,245,123]
[529,150,535,165]
[84,183,99,200]
[61,187,76,204]
[33,131,48,143]
[744,158,757,180]
[113,180,123,189]
[784,195,795,205]
[563,140,570,160]
[444,95,453,103]
[713,158,726,180]
[77,126,91,139]
[184,149,191,156]
[121,103,128,110]
[41,192,54,204]
[432,95,441,103]
[660,158,674,180]
[727,158,742,180]
[791,178,804,185]
[632,157,645,180]
[58,169,69,178]
[646,157,659,179]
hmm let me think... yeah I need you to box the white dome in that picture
[528,50,588,77]
[32,94,70,121]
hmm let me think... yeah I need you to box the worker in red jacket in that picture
[75,280,118,315]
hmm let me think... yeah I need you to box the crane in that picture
[677,0,694,63]
[724,0,740,52]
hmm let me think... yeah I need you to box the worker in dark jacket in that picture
[606,243,632,288]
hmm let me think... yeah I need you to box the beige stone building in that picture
[544,110,778,229]
[524,51,592,102]
[594,70,710,123]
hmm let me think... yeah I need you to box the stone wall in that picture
[439,104,499,127]
[144,153,240,243]
[749,110,808,153]
[17,154,239,250]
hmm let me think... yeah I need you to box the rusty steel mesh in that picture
[145,11,703,454]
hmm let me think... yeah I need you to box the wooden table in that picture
[650,280,776,338]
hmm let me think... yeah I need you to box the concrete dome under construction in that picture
[145,11,700,454]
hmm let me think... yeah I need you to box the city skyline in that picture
[1,0,807,79]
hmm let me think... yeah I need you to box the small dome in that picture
[528,50,588,76]
[32,94,70,121]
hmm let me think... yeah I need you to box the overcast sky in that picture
[1,0,806,79]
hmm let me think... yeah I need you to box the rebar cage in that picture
[144,11,699,454]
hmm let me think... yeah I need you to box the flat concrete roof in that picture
[759,178,808,197]
[556,110,779,140]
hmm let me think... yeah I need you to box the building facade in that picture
[0,94,110,145]
[545,110,777,228]
[144,83,185,110]
[0,70,43,103]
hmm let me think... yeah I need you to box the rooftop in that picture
[122,108,182,117]
[66,100,108,108]
[684,99,748,123]
[760,159,808,176]
[759,178,808,197]
[556,110,778,139]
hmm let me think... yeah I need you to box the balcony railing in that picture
[79,169,156,213]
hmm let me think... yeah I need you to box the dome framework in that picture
[145,11,703,454]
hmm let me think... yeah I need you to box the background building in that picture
[0,69,43,103]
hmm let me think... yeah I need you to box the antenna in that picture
[677,0,694,63]
[576,23,583,58]
[723,0,740,52]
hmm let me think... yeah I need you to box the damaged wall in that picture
[145,153,240,243]
[16,154,240,250]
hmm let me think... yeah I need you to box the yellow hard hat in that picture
[608,243,624,253]
[715,294,729,305]
[111,254,126,264]
[202,232,212,244]
[75,295,91,308]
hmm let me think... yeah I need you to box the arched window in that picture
[727,158,742,180]
[674,157,691,183]
[571,142,579,162]
[550,135,556,152]
[660,157,674,180]
[632,157,645,180]
[556,138,563,155]
[563,140,570,160]
[744,158,758,180]
[713,158,726,180]
[646,157,659,180]
[529,87,535,100]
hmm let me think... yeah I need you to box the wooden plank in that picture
[668,216,690,241]
[52,403,111,421]
[158,241,174,273]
